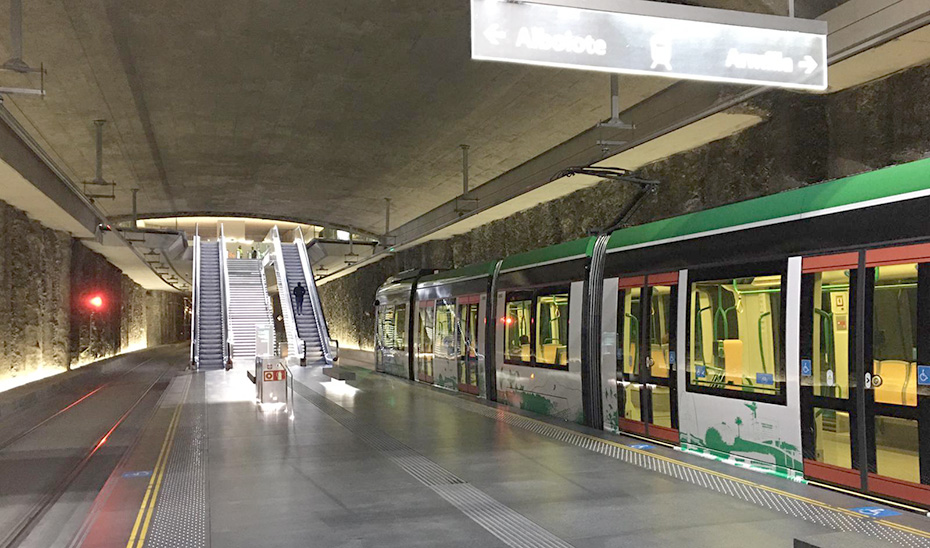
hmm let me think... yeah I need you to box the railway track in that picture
[0,349,181,548]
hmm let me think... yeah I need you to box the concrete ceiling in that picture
[0,0,815,240]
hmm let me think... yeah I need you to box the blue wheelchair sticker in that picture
[918,366,930,386]
[695,366,706,379]
[630,444,654,450]
[122,470,152,479]
[756,373,774,385]
[801,359,812,377]
[850,507,901,518]
[668,351,676,365]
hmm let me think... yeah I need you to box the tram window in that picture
[617,288,641,378]
[875,415,920,483]
[435,300,457,359]
[418,305,434,354]
[458,303,479,359]
[536,293,569,366]
[872,264,918,407]
[504,296,533,364]
[379,306,396,349]
[395,304,408,351]
[812,270,850,399]
[689,275,784,398]
[813,407,852,469]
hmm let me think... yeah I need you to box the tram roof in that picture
[606,157,930,254]
[418,261,498,286]
[498,237,594,273]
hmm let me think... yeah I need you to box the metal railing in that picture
[257,257,276,355]
[268,226,302,362]
[294,227,338,363]
[219,224,232,368]
[190,226,201,368]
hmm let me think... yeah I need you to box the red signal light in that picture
[88,295,104,310]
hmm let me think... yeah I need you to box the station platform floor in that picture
[9,346,930,547]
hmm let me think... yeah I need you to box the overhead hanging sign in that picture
[471,0,828,90]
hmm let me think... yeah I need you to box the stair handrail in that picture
[269,226,302,362]
[219,223,232,367]
[294,227,336,364]
[190,225,201,368]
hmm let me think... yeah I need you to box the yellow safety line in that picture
[125,381,190,548]
[505,411,930,539]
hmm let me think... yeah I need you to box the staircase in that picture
[196,241,225,369]
[281,244,327,365]
[227,259,274,366]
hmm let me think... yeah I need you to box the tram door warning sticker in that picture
[850,507,901,518]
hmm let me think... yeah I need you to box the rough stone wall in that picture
[0,198,187,385]
[319,61,930,351]
[0,201,71,379]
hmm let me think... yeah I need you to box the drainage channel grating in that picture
[427,392,930,548]
[292,381,573,548]
[144,393,208,548]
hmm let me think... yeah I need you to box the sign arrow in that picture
[484,23,506,46]
[799,55,818,75]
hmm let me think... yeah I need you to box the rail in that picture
[190,226,201,369]
[219,224,232,368]
[268,226,302,362]
[294,227,337,363]
[257,257,276,355]
[282,360,295,419]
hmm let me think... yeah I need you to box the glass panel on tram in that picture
[395,304,408,351]
[874,415,920,483]
[536,293,569,367]
[458,302,480,390]
[618,287,642,422]
[871,263,920,485]
[505,298,533,364]
[417,304,434,379]
[872,263,918,407]
[690,276,782,396]
[812,270,851,399]
[649,286,674,428]
[435,300,457,359]
[813,407,852,469]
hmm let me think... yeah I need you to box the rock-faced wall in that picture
[0,201,71,379]
[0,199,187,385]
[318,61,930,351]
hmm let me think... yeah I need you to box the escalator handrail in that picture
[190,226,201,368]
[293,226,335,364]
[219,224,232,365]
[270,226,303,360]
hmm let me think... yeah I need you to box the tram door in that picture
[457,296,481,395]
[617,273,680,443]
[416,300,435,383]
[801,247,930,506]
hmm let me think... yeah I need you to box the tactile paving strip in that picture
[292,381,574,548]
[144,396,208,548]
[421,389,930,548]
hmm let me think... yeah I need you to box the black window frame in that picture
[503,285,571,371]
[685,260,789,406]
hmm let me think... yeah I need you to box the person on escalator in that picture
[293,282,307,315]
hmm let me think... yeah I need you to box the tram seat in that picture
[651,345,669,378]
[521,344,531,362]
[722,339,743,385]
[874,359,917,406]
[540,344,567,365]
